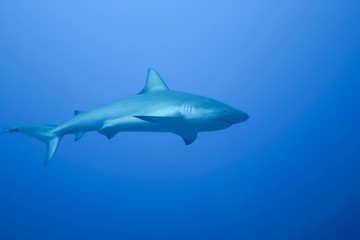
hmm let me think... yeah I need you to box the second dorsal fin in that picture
[138,68,169,94]
[74,110,83,116]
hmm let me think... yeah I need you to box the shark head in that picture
[217,104,249,125]
[136,68,248,133]
[202,99,249,125]
[182,96,249,130]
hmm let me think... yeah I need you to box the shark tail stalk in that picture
[4,125,61,166]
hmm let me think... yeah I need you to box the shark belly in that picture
[97,116,168,139]
[189,119,231,132]
[53,112,105,136]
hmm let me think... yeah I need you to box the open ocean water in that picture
[0,1,359,239]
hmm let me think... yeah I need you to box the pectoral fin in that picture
[134,115,184,127]
[172,129,198,145]
[134,115,198,145]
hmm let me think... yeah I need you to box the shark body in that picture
[5,69,249,165]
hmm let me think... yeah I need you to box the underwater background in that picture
[0,1,359,239]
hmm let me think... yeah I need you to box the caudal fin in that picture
[4,125,61,166]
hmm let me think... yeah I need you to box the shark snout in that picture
[222,109,249,124]
[237,111,249,123]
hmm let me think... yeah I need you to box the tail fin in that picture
[4,125,61,166]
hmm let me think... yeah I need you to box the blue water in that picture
[0,1,359,239]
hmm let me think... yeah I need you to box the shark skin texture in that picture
[4,68,249,165]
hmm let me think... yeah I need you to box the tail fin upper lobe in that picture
[4,125,61,166]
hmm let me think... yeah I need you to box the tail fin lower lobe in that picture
[4,125,61,166]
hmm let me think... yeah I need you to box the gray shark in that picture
[4,68,249,165]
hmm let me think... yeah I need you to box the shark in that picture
[4,68,249,165]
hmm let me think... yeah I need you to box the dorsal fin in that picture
[74,110,83,116]
[138,68,169,94]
